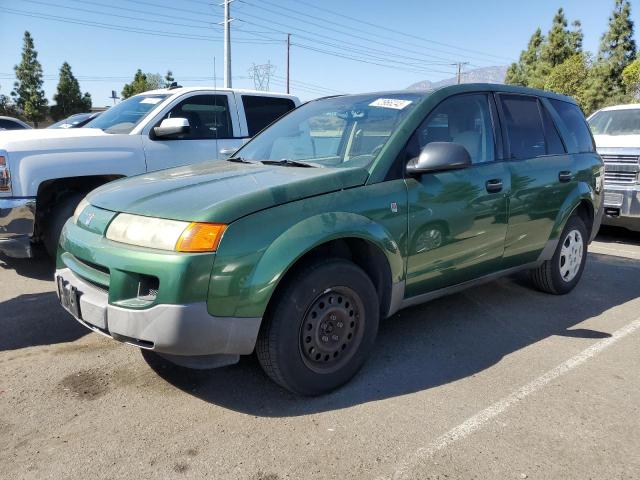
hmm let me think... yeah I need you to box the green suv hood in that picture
[87,160,369,223]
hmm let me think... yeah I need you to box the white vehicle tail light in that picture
[0,155,10,192]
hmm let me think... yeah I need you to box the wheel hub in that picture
[300,287,364,373]
[559,229,584,282]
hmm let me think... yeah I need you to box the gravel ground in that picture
[1,226,638,480]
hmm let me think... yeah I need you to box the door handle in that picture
[559,171,572,183]
[485,179,503,193]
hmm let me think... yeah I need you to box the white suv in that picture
[0,87,299,258]
[588,104,640,231]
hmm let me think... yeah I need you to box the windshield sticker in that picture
[140,97,163,105]
[369,98,413,110]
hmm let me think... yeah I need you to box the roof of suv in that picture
[593,103,640,112]
[312,84,577,105]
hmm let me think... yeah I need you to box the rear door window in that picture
[549,99,595,153]
[540,104,566,155]
[242,95,296,136]
[499,94,548,159]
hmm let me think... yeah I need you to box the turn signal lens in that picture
[175,223,227,252]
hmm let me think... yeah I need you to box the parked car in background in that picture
[588,104,640,231]
[48,112,102,129]
[0,87,299,258]
[0,116,32,130]
[56,84,603,395]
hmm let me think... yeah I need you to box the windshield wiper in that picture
[260,159,317,168]
[227,156,254,164]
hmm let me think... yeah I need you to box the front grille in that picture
[604,171,638,185]
[601,154,640,165]
[601,155,639,185]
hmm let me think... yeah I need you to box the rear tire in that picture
[44,193,84,258]
[256,258,379,396]
[530,215,588,295]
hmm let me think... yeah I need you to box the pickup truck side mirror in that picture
[406,142,472,175]
[153,118,190,138]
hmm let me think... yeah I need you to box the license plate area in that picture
[57,276,82,319]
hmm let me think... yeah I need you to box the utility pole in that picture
[456,62,470,84]
[286,33,291,94]
[222,0,233,88]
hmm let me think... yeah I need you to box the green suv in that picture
[56,84,604,395]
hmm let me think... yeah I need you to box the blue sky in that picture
[0,0,637,106]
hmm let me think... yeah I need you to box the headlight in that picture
[73,198,90,223]
[0,154,10,192]
[106,213,226,252]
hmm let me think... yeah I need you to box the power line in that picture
[0,7,279,44]
[238,0,499,67]
[291,0,513,63]
[234,8,465,71]
[22,0,220,31]
[66,0,218,27]
[125,0,217,18]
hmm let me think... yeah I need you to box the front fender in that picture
[208,212,403,318]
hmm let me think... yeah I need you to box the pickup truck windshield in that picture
[588,109,640,135]
[235,93,423,168]
[85,94,169,134]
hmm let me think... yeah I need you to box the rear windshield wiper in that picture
[260,159,317,168]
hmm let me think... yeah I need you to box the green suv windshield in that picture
[234,92,423,168]
[86,94,169,134]
[588,108,640,135]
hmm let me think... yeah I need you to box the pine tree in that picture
[545,53,590,109]
[584,0,636,113]
[164,70,175,88]
[505,28,545,87]
[569,20,584,53]
[11,31,48,127]
[541,9,575,68]
[50,62,92,121]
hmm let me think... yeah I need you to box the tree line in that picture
[505,0,639,114]
[0,31,175,127]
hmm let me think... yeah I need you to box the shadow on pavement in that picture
[596,225,640,246]
[144,252,637,417]
[0,292,88,351]
[0,247,54,281]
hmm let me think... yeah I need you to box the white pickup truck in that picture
[0,87,299,258]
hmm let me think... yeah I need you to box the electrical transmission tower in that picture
[248,62,275,91]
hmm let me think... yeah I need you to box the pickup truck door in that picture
[404,93,510,297]
[142,92,242,171]
[495,94,576,268]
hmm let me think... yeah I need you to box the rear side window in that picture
[540,104,566,155]
[499,95,547,159]
[0,119,26,129]
[549,99,595,153]
[242,95,296,136]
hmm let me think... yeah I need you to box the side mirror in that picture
[153,118,190,138]
[406,142,472,175]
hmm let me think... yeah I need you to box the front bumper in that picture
[0,197,36,258]
[55,267,262,358]
[602,186,640,231]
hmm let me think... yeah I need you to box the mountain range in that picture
[406,65,509,90]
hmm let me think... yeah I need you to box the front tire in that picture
[530,215,588,295]
[256,258,379,396]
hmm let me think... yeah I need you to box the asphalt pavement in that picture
[1,226,638,480]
